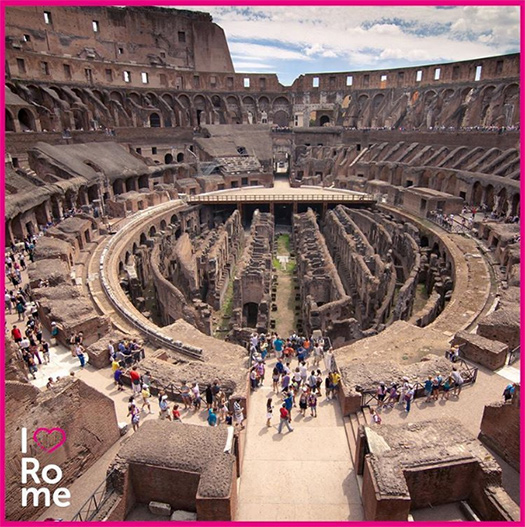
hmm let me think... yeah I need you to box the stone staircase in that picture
[343,408,369,494]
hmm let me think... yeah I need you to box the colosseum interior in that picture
[3,5,521,523]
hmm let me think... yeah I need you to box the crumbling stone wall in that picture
[294,209,354,343]
[232,210,273,334]
[478,385,520,471]
[5,379,120,521]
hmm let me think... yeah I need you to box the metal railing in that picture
[359,358,478,408]
[187,193,374,204]
[71,469,116,521]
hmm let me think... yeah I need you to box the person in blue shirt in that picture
[207,408,218,426]
[283,391,294,421]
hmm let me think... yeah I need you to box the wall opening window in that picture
[123,71,131,83]
[63,64,71,79]
[136,148,142,154]
[85,68,93,83]
[474,65,482,82]
[329,76,336,87]
[44,11,52,24]
[259,77,266,90]
[416,70,423,82]
[41,61,49,75]
[175,76,183,89]
[363,74,369,87]
[92,20,99,32]
[243,77,250,88]
[193,75,200,88]
[152,147,157,155]
[380,74,387,82]
[159,73,167,86]
[226,77,234,89]
[23,34,31,42]
[118,47,124,55]
[452,66,460,80]
[105,69,113,82]
[312,77,319,88]
[434,68,441,80]
[141,72,149,84]
[346,75,353,86]
[160,51,166,59]
[178,31,186,43]
[496,60,504,75]
[17,58,26,74]
[210,75,217,87]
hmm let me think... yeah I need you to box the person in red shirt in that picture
[172,404,182,422]
[277,404,294,434]
[129,366,141,395]
[11,325,22,343]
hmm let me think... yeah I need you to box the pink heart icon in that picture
[33,428,67,453]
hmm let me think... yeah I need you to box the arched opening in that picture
[170,214,179,225]
[6,110,15,132]
[118,261,124,275]
[125,178,135,192]
[431,242,441,257]
[176,152,184,163]
[243,302,259,328]
[149,225,157,237]
[132,242,138,254]
[125,251,131,265]
[160,220,167,231]
[273,110,289,127]
[113,179,124,196]
[138,174,149,189]
[485,185,495,210]
[420,236,429,248]
[472,181,483,206]
[510,194,519,217]
[319,115,330,126]
[164,153,173,164]
[18,108,36,131]
[149,112,161,128]
[139,233,147,245]
[497,188,508,216]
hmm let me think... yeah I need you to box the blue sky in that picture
[180,5,520,86]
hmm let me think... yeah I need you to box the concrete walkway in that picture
[236,358,364,522]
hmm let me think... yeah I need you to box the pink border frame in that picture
[0,0,523,525]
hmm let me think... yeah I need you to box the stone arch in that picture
[373,93,385,108]
[472,181,483,206]
[138,174,149,189]
[160,219,167,231]
[128,92,141,105]
[110,91,124,104]
[419,171,431,188]
[164,153,173,164]
[132,242,138,254]
[113,179,124,195]
[140,232,147,245]
[273,110,289,127]
[176,152,184,162]
[149,112,161,127]
[125,251,131,265]
[503,83,519,102]
[484,184,495,210]
[496,187,508,215]
[194,94,207,125]
[18,108,36,131]
[319,115,330,126]
[441,88,455,102]
[211,94,223,109]
[5,109,15,132]
[443,176,456,195]
[149,225,157,237]
[258,96,270,112]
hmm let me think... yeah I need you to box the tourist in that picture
[424,376,433,402]
[324,348,334,372]
[141,384,152,413]
[273,335,283,359]
[316,369,323,396]
[127,397,140,432]
[218,401,228,423]
[266,398,273,427]
[5,291,12,314]
[307,370,317,392]
[277,404,294,434]
[75,343,86,368]
[503,383,515,403]
[431,373,442,401]
[377,382,387,408]
[385,383,399,408]
[11,325,22,344]
[26,354,38,379]
[256,360,265,386]
[441,375,453,400]
[128,365,141,394]
[281,371,291,393]
[211,380,221,408]
[233,400,244,429]
[191,383,202,410]
[293,367,302,389]
[405,385,414,413]
[299,387,308,416]
[312,342,323,368]
[114,366,124,391]
[50,321,59,345]
[207,408,218,427]
[180,381,192,409]
[308,390,317,418]
[299,361,308,385]
[16,300,26,321]
[451,367,464,397]
[283,391,294,420]
[159,394,172,420]
[272,366,280,392]
[329,370,341,399]
[172,404,182,422]
[225,411,233,426]
[370,408,382,424]
[205,384,214,409]
[41,340,50,364]
[250,367,258,391]
[46,377,54,390]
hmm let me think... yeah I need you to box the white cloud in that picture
[229,42,311,61]
[232,61,275,70]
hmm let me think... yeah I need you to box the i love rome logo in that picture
[20,427,71,508]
